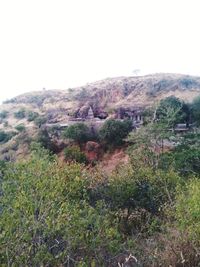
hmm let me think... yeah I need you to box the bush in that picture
[175,178,200,244]
[37,128,57,153]
[3,121,8,128]
[89,161,181,239]
[159,132,200,176]
[14,108,26,119]
[0,110,8,119]
[0,131,16,143]
[156,96,189,127]
[34,116,47,127]
[64,146,87,164]
[99,119,132,147]
[15,123,26,132]
[63,123,90,144]
[0,148,128,266]
[191,95,200,125]
[27,111,39,122]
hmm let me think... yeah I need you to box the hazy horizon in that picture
[1,0,200,103]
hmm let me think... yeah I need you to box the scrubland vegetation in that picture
[1,96,200,266]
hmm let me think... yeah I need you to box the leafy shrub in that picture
[175,178,200,244]
[0,148,128,266]
[159,132,200,176]
[180,78,198,88]
[14,108,26,119]
[27,111,39,121]
[34,116,47,127]
[0,131,16,143]
[160,146,200,177]
[64,146,87,164]
[156,96,188,127]
[63,123,90,144]
[191,95,200,125]
[15,131,32,145]
[0,110,8,119]
[89,162,180,238]
[3,121,8,128]
[15,123,26,132]
[99,119,132,147]
[37,128,57,153]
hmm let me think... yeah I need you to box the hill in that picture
[2,73,200,120]
[0,73,200,162]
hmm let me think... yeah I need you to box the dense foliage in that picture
[15,123,26,132]
[0,130,16,143]
[191,95,200,125]
[156,96,189,127]
[1,95,200,266]
[0,110,8,119]
[34,116,47,127]
[0,146,130,266]
[99,119,132,146]
[27,111,39,122]
[63,123,90,144]
[14,108,26,119]
[64,146,87,164]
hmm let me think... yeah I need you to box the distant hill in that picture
[3,73,200,113]
[0,73,200,161]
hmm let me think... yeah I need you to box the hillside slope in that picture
[0,73,200,162]
[2,73,200,122]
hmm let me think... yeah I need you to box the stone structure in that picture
[87,107,94,119]
[45,106,144,133]
[116,107,143,126]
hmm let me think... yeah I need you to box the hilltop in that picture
[3,73,200,114]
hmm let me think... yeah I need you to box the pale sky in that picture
[0,0,200,102]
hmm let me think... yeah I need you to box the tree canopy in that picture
[63,123,90,144]
[156,96,189,127]
[99,119,132,146]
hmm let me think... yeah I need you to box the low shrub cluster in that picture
[0,130,16,143]
[0,110,8,119]
[64,146,87,164]
[14,108,26,119]
[0,147,132,266]
[15,123,26,132]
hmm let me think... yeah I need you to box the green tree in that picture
[159,132,200,176]
[14,108,26,119]
[37,128,57,153]
[63,123,90,145]
[191,95,200,125]
[0,110,8,119]
[99,119,132,147]
[127,121,171,170]
[64,146,87,164]
[0,130,16,143]
[15,123,26,132]
[175,178,200,244]
[156,96,189,127]
[27,111,39,122]
[34,116,47,128]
